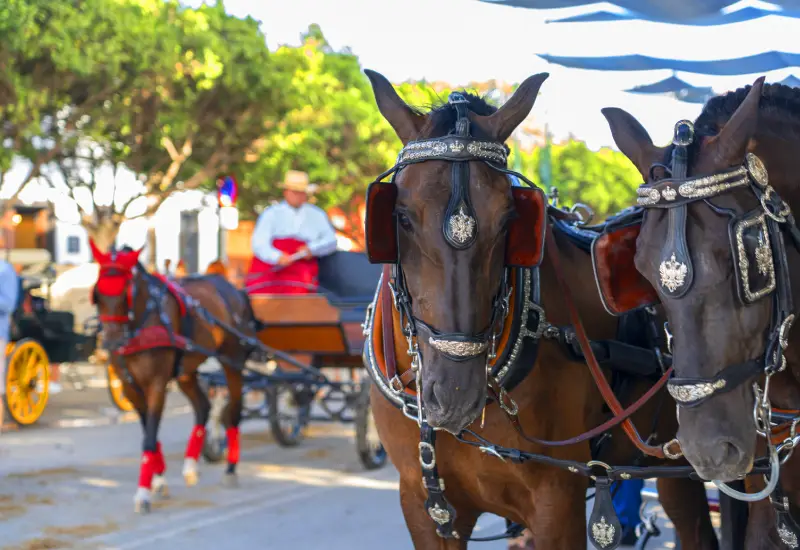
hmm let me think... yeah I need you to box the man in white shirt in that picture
[248,170,337,295]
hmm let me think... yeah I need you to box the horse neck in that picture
[131,268,158,323]
[750,133,800,402]
[538,226,618,341]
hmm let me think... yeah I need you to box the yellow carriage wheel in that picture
[106,364,134,412]
[5,339,50,425]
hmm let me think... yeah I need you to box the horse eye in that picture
[397,212,413,231]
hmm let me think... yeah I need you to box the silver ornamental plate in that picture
[591,517,615,548]
[779,523,799,548]
[448,206,476,244]
[659,253,688,293]
[746,153,768,188]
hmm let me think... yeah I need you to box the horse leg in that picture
[523,474,586,550]
[134,381,168,514]
[176,368,211,487]
[398,476,477,550]
[221,363,244,487]
[657,477,718,550]
[133,402,168,499]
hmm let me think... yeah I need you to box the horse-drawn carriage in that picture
[193,251,388,470]
[4,249,99,425]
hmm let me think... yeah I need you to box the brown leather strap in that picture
[544,227,673,459]
[381,265,398,385]
[492,373,670,447]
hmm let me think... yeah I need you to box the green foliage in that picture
[232,25,398,219]
[512,140,641,220]
[0,2,640,244]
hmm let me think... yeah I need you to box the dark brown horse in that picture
[90,241,254,513]
[362,70,716,549]
[603,80,800,548]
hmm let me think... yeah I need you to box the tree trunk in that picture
[83,217,122,253]
[146,226,157,271]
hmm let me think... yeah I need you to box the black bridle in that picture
[636,120,797,408]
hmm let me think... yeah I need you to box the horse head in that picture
[365,70,548,433]
[602,77,800,482]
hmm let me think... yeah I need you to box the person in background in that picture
[614,478,644,544]
[248,170,337,295]
[175,259,187,277]
[0,257,19,432]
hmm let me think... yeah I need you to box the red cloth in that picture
[226,426,240,465]
[185,425,206,460]
[247,237,318,295]
[154,442,166,475]
[138,451,157,489]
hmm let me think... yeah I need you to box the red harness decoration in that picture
[154,274,190,317]
[115,325,189,356]
[247,237,319,295]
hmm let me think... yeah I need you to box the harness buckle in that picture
[761,187,789,223]
[586,460,612,481]
[389,376,405,394]
[497,388,519,416]
[662,438,683,460]
[419,441,436,470]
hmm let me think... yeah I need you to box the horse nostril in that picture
[708,440,742,469]
[425,381,440,409]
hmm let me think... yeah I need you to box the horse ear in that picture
[601,107,667,180]
[365,69,424,144]
[89,239,111,264]
[119,246,144,269]
[472,73,548,143]
[706,76,764,167]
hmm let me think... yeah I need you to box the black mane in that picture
[414,92,498,140]
[695,82,800,138]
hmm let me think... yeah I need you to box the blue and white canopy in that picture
[479,0,800,24]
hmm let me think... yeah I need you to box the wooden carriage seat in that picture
[251,251,381,357]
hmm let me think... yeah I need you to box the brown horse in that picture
[603,79,800,548]
[90,241,254,513]
[362,70,716,549]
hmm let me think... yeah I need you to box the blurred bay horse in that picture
[90,242,255,513]
[362,70,716,549]
[603,79,800,548]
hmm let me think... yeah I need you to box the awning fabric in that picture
[479,1,800,22]
[547,6,800,25]
[624,76,713,104]
[538,52,800,76]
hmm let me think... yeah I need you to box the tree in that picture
[232,24,399,243]
[0,0,177,214]
[2,0,294,250]
[513,140,641,221]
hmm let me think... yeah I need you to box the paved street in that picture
[0,377,689,550]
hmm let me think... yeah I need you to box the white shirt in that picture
[251,201,338,264]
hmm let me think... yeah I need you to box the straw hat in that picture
[280,170,318,194]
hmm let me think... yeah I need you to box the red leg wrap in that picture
[138,451,157,489]
[154,442,166,475]
[185,425,206,460]
[226,426,240,465]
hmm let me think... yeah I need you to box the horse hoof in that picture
[222,472,238,488]
[152,476,169,499]
[183,470,199,487]
[134,499,151,514]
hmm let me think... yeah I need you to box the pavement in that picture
[0,366,696,550]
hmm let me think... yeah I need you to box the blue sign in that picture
[217,176,238,207]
